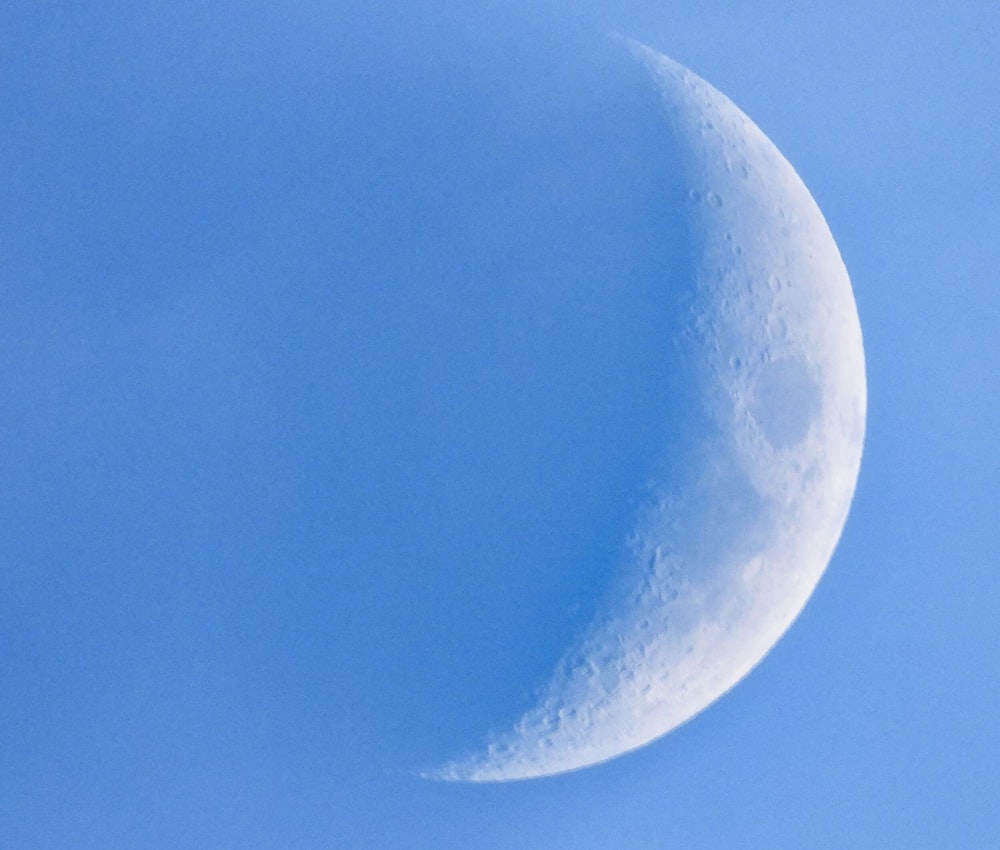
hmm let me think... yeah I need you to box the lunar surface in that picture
[430,40,866,782]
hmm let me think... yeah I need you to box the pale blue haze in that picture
[1,2,998,848]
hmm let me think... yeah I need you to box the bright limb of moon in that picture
[430,40,866,782]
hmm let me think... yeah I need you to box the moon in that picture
[429,40,866,782]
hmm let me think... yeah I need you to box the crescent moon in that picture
[430,40,866,782]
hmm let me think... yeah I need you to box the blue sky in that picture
[2,2,998,848]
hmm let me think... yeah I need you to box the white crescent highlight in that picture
[430,40,866,782]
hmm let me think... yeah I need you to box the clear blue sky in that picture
[2,2,997,848]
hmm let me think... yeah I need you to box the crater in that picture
[748,357,821,450]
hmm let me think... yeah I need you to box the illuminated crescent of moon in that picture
[430,39,866,782]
